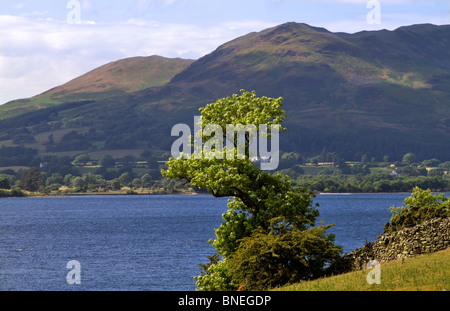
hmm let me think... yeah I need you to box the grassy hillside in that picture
[0,56,194,120]
[275,248,450,291]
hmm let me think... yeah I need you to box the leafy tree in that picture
[73,154,91,166]
[119,155,136,168]
[119,172,131,186]
[45,173,63,186]
[109,178,122,190]
[19,167,42,192]
[422,158,441,167]
[141,173,152,188]
[63,174,74,186]
[71,176,86,189]
[40,156,76,177]
[0,175,11,189]
[428,168,445,177]
[402,152,417,165]
[162,90,340,290]
[100,155,116,168]
[438,161,450,171]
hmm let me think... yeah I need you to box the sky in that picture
[0,0,449,105]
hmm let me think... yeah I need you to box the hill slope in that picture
[0,56,194,119]
[0,22,449,163]
[276,247,450,291]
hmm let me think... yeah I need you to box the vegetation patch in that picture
[275,247,450,291]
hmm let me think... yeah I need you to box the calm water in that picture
[0,193,436,291]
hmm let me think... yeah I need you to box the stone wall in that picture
[329,217,450,274]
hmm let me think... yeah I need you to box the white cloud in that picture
[0,14,273,105]
[12,3,26,9]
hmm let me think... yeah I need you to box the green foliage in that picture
[422,158,441,167]
[49,130,92,152]
[0,145,38,167]
[100,155,116,168]
[163,91,339,291]
[384,187,450,233]
[439,161,450,171]
[194,255,238,292]
[0,187,25,198]
[0,175,11,189]
[402,152,417,164]
[295,174,449,193]
[227,218,342,291]
[73,154,91,166]
[141,173,152,188]
[19,167,42,192]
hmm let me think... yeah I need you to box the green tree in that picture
[19,167,42,192]
[132,178,142,189]
[422,158,441,167]
[162,90,339,290]
[71,176,86,189]
[63,174,74,186]
[110,178,122,190]
[0,175,11,189]
[402,152,417,165]
[73,154,91,166]
[119,172,131,186]
[141,173,152,188]
[100,155,116,168]
[438,161,450,171]
[46,173,63,186]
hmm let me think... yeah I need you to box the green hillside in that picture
[0,56,194,120]
[0,22,449,165]
[275,247,450,291]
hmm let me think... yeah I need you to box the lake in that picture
[0,193,434,291]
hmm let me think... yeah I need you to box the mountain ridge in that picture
[0,55,194,119]
[1,22,449,163]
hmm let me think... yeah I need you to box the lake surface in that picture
[0,193,441,291]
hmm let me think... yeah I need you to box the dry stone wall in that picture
[329,217,450,274]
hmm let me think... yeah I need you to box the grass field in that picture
[275,248,450,291]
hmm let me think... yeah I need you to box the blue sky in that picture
[0,0,449,105]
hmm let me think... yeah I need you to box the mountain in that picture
[1,22,450,165]
[0,56,194,119]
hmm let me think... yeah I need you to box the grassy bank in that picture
[275,248,450,291]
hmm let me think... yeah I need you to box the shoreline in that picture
[5,190,448,199]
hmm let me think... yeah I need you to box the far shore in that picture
[5,190,447,199]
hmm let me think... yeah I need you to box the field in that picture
[275,248,450,291]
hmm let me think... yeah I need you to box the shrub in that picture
[227,217,342,290]
[384,187,450,233]
[194,254,238,291]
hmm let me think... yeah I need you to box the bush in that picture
[194,254,238,291]
[227,217,342,291]
[0,175,11,189]
[384,187,450,233]
[0,188,25,197]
